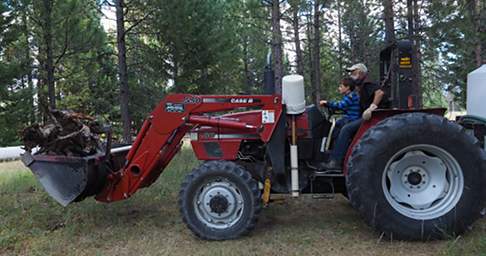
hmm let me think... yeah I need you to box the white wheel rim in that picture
[382,144,464,220]
[193,179,244,229]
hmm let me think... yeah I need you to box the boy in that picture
[319,77,360,141]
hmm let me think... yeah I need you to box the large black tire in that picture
[346,113,486,240]
[179,160,261,240]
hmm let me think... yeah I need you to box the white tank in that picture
[282,74,306,115]
[467,65,486,118]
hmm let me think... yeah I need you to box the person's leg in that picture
[331,118,362,163]
[331,118,349,143]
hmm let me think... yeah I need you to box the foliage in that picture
[0,0,483,146]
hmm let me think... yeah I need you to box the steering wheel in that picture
[318,103,333,120]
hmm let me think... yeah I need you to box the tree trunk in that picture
[22,9,35,124]
[306,12,315,90]
[243,37,252,93]
[42,0,55,110]
[173,54,178,89]
[291,1,304,75]
[312,0,321,106]
[271,0,283,94]
[116,0,132,143]
[407,0,413,42]
[383,0,396,99]
[37,58,49,123]
[383,0,395,44]
[413,0,422,107]
[337,0,343,76]
[472,0,482,67]
[407,0,421,107]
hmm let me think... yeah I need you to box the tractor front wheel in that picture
[346,113,486,240]
[179,160,261,240]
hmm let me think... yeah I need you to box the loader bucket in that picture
[21,152,108,206]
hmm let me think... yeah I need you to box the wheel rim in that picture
[382,144,464,220]
[193,179,245,229]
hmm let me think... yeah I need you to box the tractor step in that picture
[305,161,343,175]
[312,171,344,178]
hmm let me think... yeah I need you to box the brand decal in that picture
[230,98,254,104]
[165,102,185,113]
[183,96,201,104]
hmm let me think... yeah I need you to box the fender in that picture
[343,108,446,176]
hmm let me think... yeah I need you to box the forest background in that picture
[0,0,484,146]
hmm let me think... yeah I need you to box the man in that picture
[320,63,387,170]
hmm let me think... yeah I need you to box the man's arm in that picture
[362,89,385,120]
[372,89,385,107]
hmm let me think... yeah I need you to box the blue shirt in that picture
[327,91,361,121]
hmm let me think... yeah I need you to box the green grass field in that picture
[1,147,486,256]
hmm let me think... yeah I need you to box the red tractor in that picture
[22,42,486,241]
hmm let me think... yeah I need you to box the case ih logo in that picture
[230,98,254,104]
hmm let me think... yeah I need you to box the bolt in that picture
[422,181,426,185]
[197,201,201,205]
[417,186,421,189]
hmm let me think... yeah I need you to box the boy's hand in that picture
[319,100,327,106]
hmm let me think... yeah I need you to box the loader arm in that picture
[96,94,282,203]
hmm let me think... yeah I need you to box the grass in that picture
[1,146,486,256]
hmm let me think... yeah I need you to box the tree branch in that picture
[123,11,153,36]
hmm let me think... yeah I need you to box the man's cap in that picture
[346,63,368,73]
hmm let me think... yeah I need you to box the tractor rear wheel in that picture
[179,160,261,240]
[346,113,486,240]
